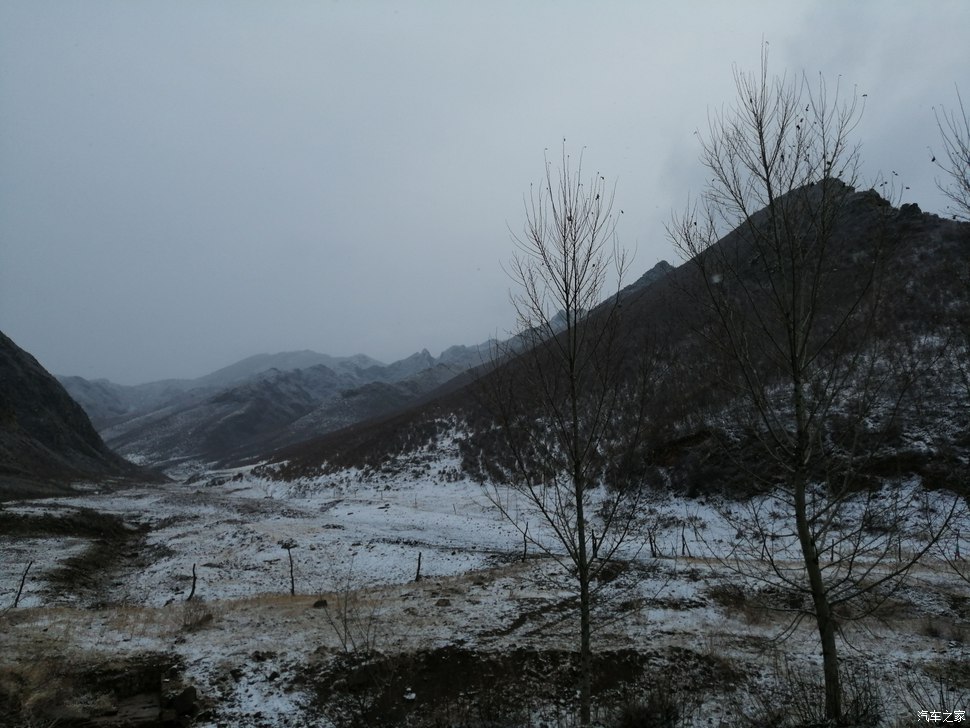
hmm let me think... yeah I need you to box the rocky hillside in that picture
[0,331,152,499]
[262,189,970,493]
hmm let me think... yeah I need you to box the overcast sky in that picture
[1,2,967,384]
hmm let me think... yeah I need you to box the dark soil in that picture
[0,507,136,539]
[304,644,745,727]
[0,652,192,728]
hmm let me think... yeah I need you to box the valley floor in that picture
[1,454,968,726]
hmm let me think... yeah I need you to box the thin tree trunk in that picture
[793,367,842,721]
[794,469,841,721]
[819,607,841,720]
[576,496,592,726]
[571,322,593,726]
[287,549,295,596]
[579,570,592,726]
[789,280,842,718]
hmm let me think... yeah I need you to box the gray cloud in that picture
[1,1,967,384]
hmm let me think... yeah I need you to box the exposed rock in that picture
[625,259,675,292]
[169,685,198,716]
[900,201,922,218]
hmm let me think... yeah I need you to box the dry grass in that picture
[0,654,116,727]
[177,599,215,633]
[0,660,74,725]
[704,582,771,625]
[918,615,968,644]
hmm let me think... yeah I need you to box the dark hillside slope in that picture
[0,331,152,499]
[263,188,970,492]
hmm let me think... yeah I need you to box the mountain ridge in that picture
[59,335,549,472]
[259,187,970,491]
[57,255,676,475]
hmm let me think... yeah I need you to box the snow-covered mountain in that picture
[58,351,385,430]
[192,350,384,390]
[59,342,508,472]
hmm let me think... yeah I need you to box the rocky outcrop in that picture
[622,259,675,294]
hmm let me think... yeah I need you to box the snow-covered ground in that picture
[2,444,968,726]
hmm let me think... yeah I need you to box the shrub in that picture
[612,678,695,728]
[741,659,883,728]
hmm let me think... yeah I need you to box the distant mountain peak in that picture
[629,260,675,290]
[614,259,675,300]
[195,350,382,389]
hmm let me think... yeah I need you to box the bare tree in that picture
[933,86,970,402]
[934,86,970,221]
[484,145,652,725]
[933,86,970,577]
[670,51,955,722]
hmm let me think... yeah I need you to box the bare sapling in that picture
[482,143,659,725]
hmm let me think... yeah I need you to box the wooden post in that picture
[279,539,297,596]
[186,563,197,602]
[13,561,32,608]
[414,552,422,582]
